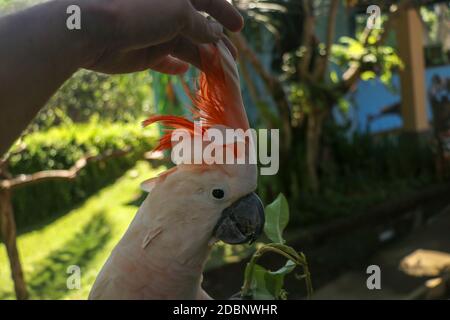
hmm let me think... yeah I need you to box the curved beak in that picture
[213,192,265,245]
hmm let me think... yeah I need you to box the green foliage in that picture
[0,161,164,299]
[240,194,313,300]
[6,120,156,230]
[257,121,437,229]
[263,193,289,244]
[30,70,153,132]
[328,130,435,183]
[244,261,295,300]
[284,129,436,227]
[0,0,26,10]
[420,6,440,44]
[331,36,404,89]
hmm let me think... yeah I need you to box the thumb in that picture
[150,55,189,75]
[182,5,223,44]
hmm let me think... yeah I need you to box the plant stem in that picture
[241,244,313,299]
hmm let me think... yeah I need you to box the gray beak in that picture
[213,192,265,245]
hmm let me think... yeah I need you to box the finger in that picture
[150,55,190,75]
[170,37,202,69]
[121,37,201,71]
[117,44,174,72]
[190,0,244,32]
[168,36,236,71]
[98,44,184,74]
[221,34,237,60]
[132,43,191,74]
[182,4,224,44]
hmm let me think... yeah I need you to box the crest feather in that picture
[143,41,249,153]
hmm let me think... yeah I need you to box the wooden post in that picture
[396,6,429,133]
[0,188,28,300]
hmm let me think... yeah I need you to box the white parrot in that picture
[89,40,264,300]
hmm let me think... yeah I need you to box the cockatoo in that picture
[89,40,264,300]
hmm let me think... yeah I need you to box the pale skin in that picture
[0,0,243,156]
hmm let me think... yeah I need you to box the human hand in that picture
[82,0,243,74]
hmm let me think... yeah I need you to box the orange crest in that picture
[143,41,249,152]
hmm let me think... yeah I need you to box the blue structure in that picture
[334,64,450,134]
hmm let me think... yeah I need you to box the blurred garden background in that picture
[1,0,450,300]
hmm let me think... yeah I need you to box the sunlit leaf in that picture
[248,260,297,300]
[361,71,376,81]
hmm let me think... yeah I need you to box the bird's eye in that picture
[211,188,225,200]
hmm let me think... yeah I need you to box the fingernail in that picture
[210,21,223,38]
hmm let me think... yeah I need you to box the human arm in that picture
[0,0,242,155]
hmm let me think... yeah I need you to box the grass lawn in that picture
[0,160,258,299]
[0,161,164,299]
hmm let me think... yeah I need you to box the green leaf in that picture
[249,261,296,300]
[271,260,296,276]
[330,71,339,84]
[251,264,278,300]
[264,193,289,244]
[361,71,376,81]
[337,98,351,113]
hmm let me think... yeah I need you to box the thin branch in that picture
[231,33,276,89]
[325,0,339,52]
[340,25,372,88]
[0,189,28,299]
[0,148,132,190]
[314,0,339,80]
[239,54,276,128]
[299,0,314,79]
[230,33,292,155]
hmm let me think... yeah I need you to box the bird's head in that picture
[142,40,264,245]
[141,163,264,245]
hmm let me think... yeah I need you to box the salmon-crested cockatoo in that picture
[89,40,264,300]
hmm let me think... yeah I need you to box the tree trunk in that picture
[306,110,327,194]
[0,188,28,300]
